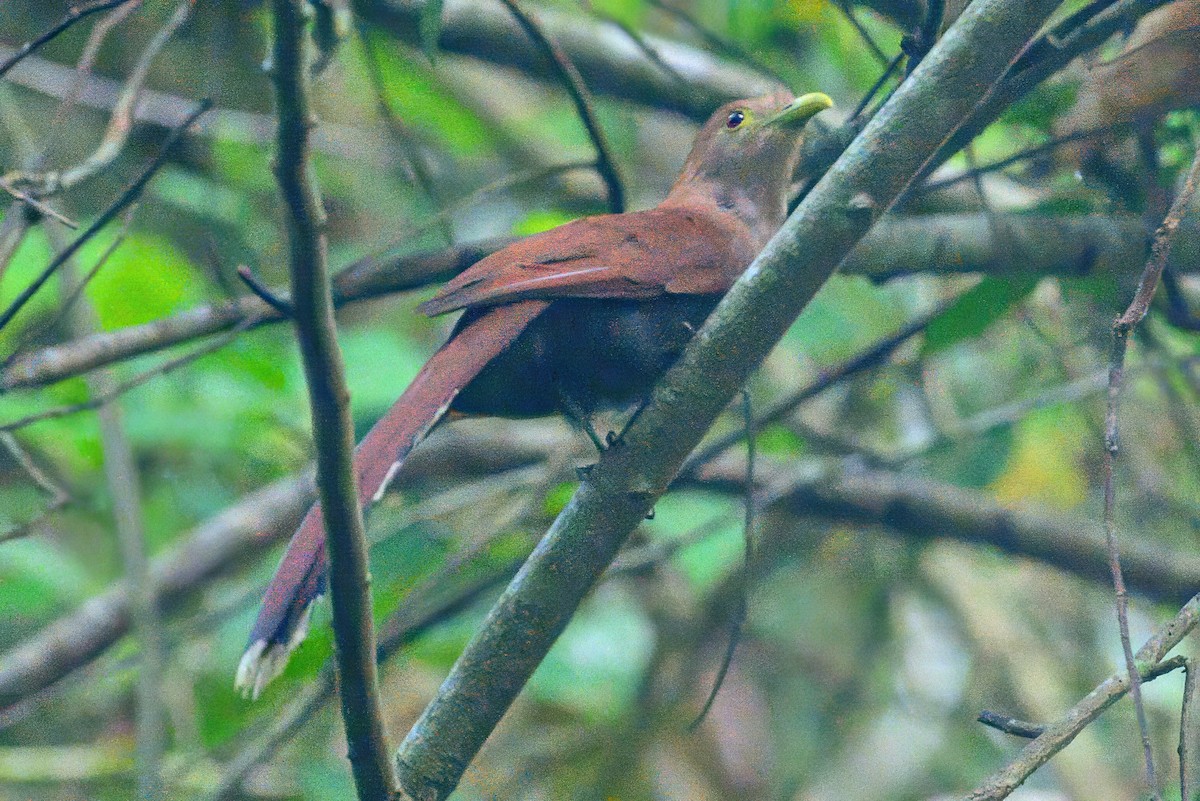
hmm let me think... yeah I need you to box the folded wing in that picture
[418,206,756,316]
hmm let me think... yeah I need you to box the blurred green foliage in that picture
[0,0,1197,800]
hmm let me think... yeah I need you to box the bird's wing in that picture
[236,299,550,699]
[418,206,756,317]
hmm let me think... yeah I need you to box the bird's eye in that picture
[726,111,745,129]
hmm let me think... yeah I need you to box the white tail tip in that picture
[235,602,315,700]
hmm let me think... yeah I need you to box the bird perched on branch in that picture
[237,90,834,699]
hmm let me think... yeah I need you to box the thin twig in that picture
[6,207,138,370]
[903,0,945,77]
[269,1,396,799]
[236,265,294,317]
[921,120,1136,193]
[207,559,520,801]
[45,0,144,139]
[586,5,698,100]
[1102,132,1200,801]
[60,243,165,801]
[646,0,791,86]
[0,433,67,505]
[977,710,1045,739]
[0,0,140,79]
[834,2,890,66]
[0,0,137,293]
[0,474,313,712]
[356,24,452,244]
[496,0,624,213]
[923,0,1175,183]
[689,390,757,730]
[978,652,1190,743]
[1182,660,1199,801]
[0,179,77,227]
[0,99,211,337]
[851,52,904,122]
[387,159,595,255]
[682,297,958,475]
[0,433,69,543]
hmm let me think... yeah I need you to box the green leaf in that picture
[0,538,92,624]
[85,232,205,330]
[513,209,579,237]
[923,277,1039,354]
[787,274,903,361]
[419,0,444,63]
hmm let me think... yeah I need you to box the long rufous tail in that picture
[236,300,549,699]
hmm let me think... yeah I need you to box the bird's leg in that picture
[556,387,606,481]
[557,386,605,452]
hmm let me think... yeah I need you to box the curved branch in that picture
[767,467,1200,607]
[4,1,192,197]
[495,0,624,212]
[0,99,211,336]
[0,0,140,79]
[0,475,313,712]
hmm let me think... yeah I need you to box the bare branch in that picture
[0,475,313,711]
[269,0,396,797]
[10,209,1197,392]
[0,316,258,433]
[4,1,192,197]
[1101,129,1200,801]
[496,0,624,213]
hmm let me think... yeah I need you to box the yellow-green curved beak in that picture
[772,92,833,128]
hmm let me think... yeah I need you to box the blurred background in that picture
[0,0,1198,799]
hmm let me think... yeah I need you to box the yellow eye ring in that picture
[726,111,745,129]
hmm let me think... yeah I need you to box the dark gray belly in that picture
[449,295,721,418]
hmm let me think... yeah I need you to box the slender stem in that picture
[0,0,140,79]
[1181,660,1199,801]
[835,1,890,66]
[268,2,396,799]
[83,315,167,801]
[1101,133,1200,801]
[495,0,624,213]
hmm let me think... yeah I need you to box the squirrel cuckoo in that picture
[237,91,833,699]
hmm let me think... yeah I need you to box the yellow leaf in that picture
[990,410,1086,509]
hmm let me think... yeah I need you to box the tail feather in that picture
[237,300,549,698]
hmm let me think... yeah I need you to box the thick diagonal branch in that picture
[392,0,1066,797]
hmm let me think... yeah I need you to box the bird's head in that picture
[665,91,833,239]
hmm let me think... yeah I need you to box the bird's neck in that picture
[661,174,790,249]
